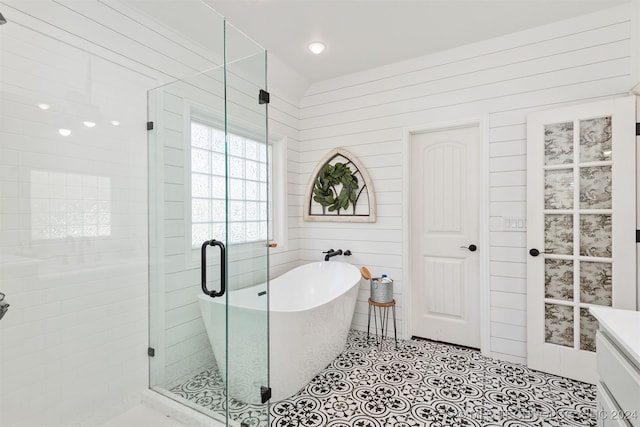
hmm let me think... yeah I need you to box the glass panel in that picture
[229,201,244,220]
[580,166,612,209]
[192,148,211,173]
[580,308,598,352]
[544,214,573,255]
[545,304,574,347]
[225,19,270,426]
[246,160,258,180]
[212,129,225,153]
[212,200,225,219]
[192,173,211,198]
[229,135,244,156]
[147,5,229,425]
[148,7,269,426]
[580,262,612,306]
[229,156,244,178]
[580,117,612,162]
[580,215,612,258]
[192,223,211,247]
[212,176,226,199]
[246,202,258,220]
[192,122,211,149]
[246,181,258,201]
[544,169,573,209]
[192,199,212,222]
[544,122,574,165]
[246,139,258,160]
[545,259,573,301]
[212,153,225,173]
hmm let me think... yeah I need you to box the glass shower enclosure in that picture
[147,7,270,426]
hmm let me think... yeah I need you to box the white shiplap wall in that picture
[296,4,637,364]
[0,0,301,425]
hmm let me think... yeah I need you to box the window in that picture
[30,170,111,240]
[190,120,272,248]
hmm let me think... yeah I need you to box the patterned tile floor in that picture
[169,330,596,427]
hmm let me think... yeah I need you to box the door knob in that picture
[529,248,552,257]
[460,244,477,252]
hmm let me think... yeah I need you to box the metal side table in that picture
[367,298,398,350]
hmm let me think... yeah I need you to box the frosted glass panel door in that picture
[526,96,636,384]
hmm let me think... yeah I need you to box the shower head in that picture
[0,12,7,25]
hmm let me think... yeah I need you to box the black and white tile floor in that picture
[170,330,596,427]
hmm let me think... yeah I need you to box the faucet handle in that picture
[344,250,352,256]
[322,249,335,254]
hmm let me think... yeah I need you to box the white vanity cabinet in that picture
[591,308,640,427]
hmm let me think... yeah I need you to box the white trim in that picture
[402,117,491,356]
[479,117,491,358]
[270,134,289,253]
[631,0,640,89]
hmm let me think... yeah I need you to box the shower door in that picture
[147,14,270,426]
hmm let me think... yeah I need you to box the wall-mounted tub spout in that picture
[323,249,343,261]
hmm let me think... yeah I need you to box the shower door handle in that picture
[201,239,226,298]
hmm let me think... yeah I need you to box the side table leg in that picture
[392,303,398,349]
[373,304,379,348]
[367,302,371,340]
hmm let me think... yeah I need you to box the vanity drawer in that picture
[598,383,631,427]
[597,332,640,427]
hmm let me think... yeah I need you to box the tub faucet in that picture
[323,249,343,261]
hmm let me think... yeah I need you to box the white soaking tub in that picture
[198,261,361,403]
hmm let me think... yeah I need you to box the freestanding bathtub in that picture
[198,261,361,403]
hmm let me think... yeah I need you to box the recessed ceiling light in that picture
[83,121,96,128]
[308,41,326,55]
[110,120,120,126]
[37,103,50,110]
[58,129,71,136]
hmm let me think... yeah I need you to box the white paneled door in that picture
[526,96,636,384]
[410,126,481,348]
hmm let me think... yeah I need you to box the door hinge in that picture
[636,230,640,243]
[147,121,154,131]
[148,347,155,357]
[636,122,640,136]
[260,386,271,403]
[258,89,270,105]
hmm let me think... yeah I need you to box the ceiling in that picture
[123,0,630,84]
[201,0,628,83]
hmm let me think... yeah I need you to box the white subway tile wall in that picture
[0,18,152,427]
[0,1,299,426]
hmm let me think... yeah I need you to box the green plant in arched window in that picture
[312,162,360,214]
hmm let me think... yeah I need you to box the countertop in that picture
[590,307,640,368]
